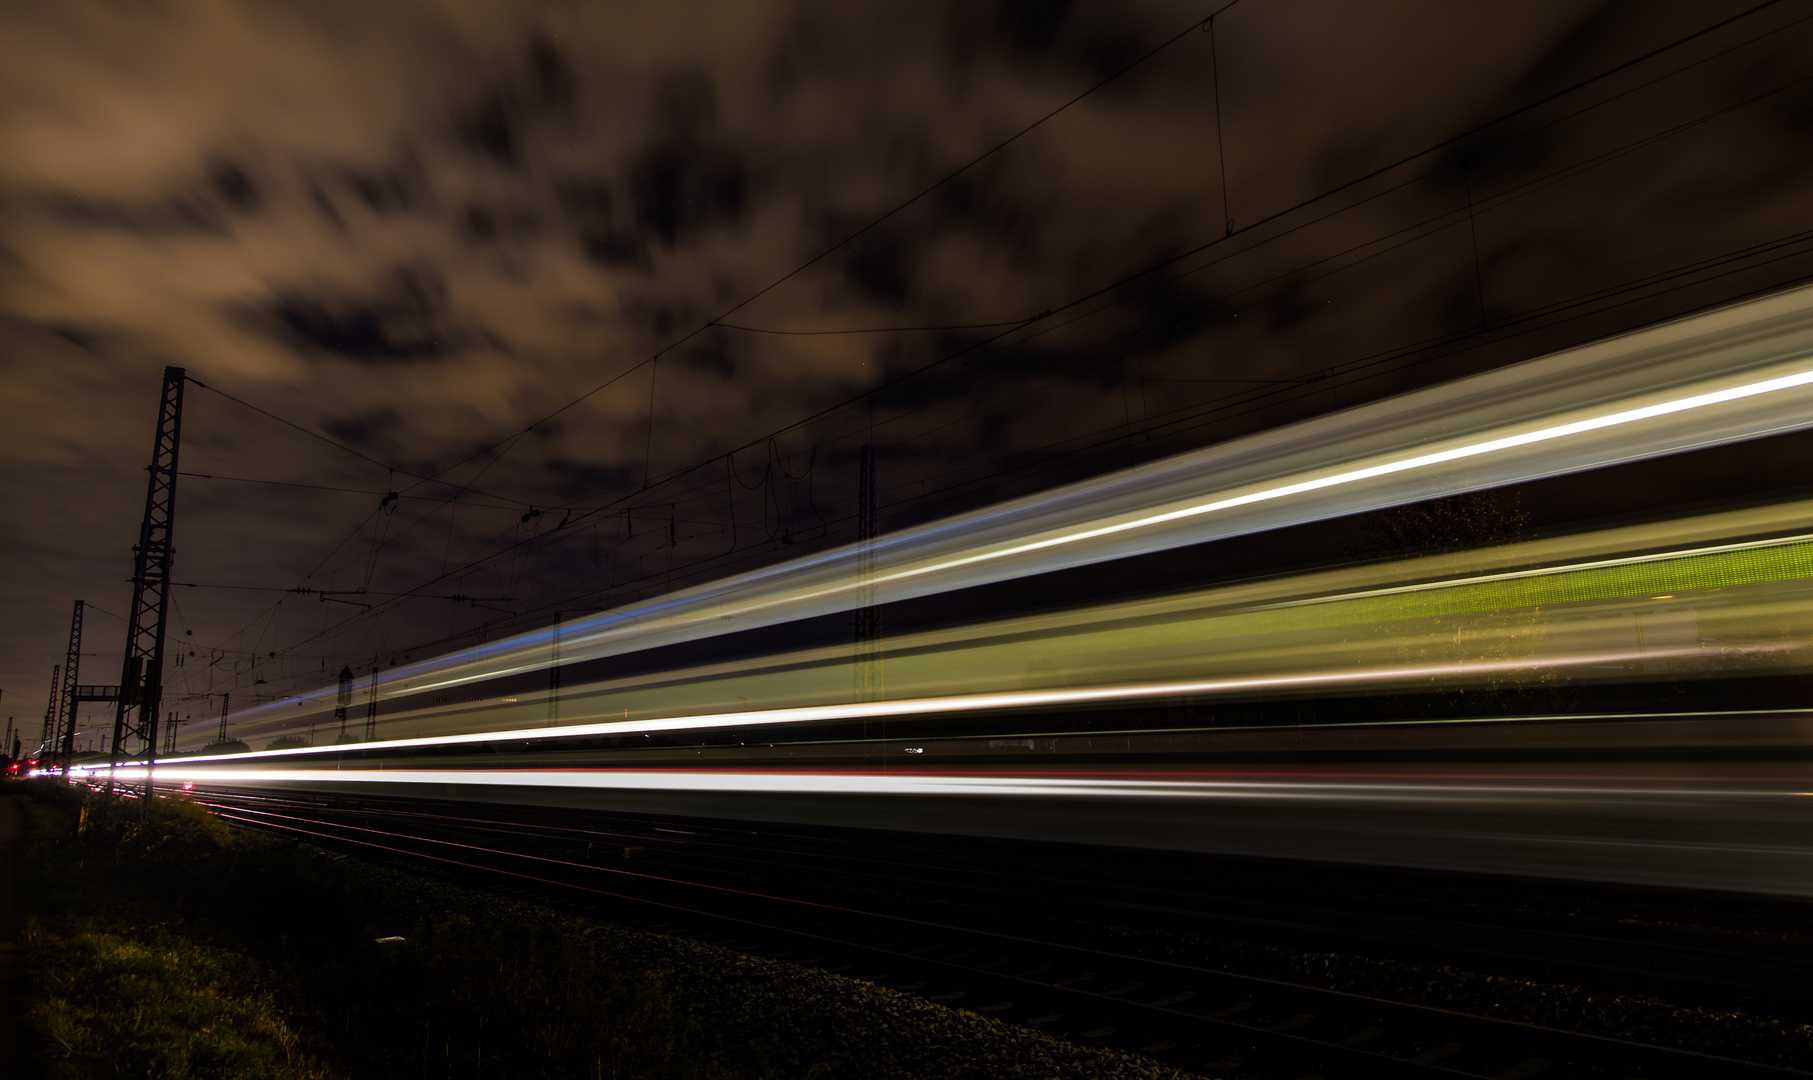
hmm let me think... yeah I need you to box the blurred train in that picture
[74,282,1813,896]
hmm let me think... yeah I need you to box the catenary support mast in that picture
[41,664,60,758]
[335,666,353,742]
[109,366,187,791]
[55,601,83,773]
[363,669,379,741]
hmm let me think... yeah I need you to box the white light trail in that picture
[221,282,1813,728]
[871,368,1813,589]
[109,647,1706,773]
[105,765,1796,803]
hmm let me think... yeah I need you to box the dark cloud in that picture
[321,407,404,450]
[558,176,646,266]
[463,205,498,240]
[462,204,539,243]
[45,322,100,351]
[209,160,259,212]
[994,0,1078,53]
[528,35,576,111]
[306,179,346,229]
[628,142,747,246]
[51,192,227,235]
[342,157,429,214]
[579,228,647,268]
[269,268,458,362]
[679,338,737,380]
[842,229,916,304]
[457,89,521,166]
[556,178,615,216]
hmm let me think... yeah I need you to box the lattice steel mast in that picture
[54,601,83,772]
[108,366,187,789]
[334,665,353,742]
[364,669,379,741]
[41,664,60,757]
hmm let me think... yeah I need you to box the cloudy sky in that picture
[4,0,1812,742]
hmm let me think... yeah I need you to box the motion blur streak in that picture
[233,281,1813,714]
[87,645,1696,767]
[166,495,1813,756]
[91,287,1813,900]
[109,764,1813,897]
[81,496,1813,895]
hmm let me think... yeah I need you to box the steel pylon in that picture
[109,366,187,789]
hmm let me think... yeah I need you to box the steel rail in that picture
[188,787,1812,1080]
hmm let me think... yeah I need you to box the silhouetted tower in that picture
[335,665,353,741]
[109,366,188,789]
[41,664,60,756]
[364,669,379,741]
[216,692,230,744]
[55,600,84,772]
[854,445,883,704]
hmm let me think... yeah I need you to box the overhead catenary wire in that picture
[260,208,1813,685]
[190,380,531,508]
[528,0,1805,524]
[177,471,526,512]
[244,195,1813,689]
[174,0,1802,574]
[244,0,1259,524]
[196,0,1799,607]
[183,0,1809,694]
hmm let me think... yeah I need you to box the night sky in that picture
[5,0,1813,732]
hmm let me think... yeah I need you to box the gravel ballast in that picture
[341,855,1213,1080]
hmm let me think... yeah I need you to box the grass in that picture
[24,921,324,1080]
[7,779,738,1080]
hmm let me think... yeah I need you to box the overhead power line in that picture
[189,379,531,508]
[410,0,1782,505]
[191,0,1804,682]
[343,0,1254,505]
[524,0,1802,525]
[178,471,524,512]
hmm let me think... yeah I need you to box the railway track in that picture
[184,785,1810,1080]
[199,784,1813,1008]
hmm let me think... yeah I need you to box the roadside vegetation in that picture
[7,779,732,1080]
